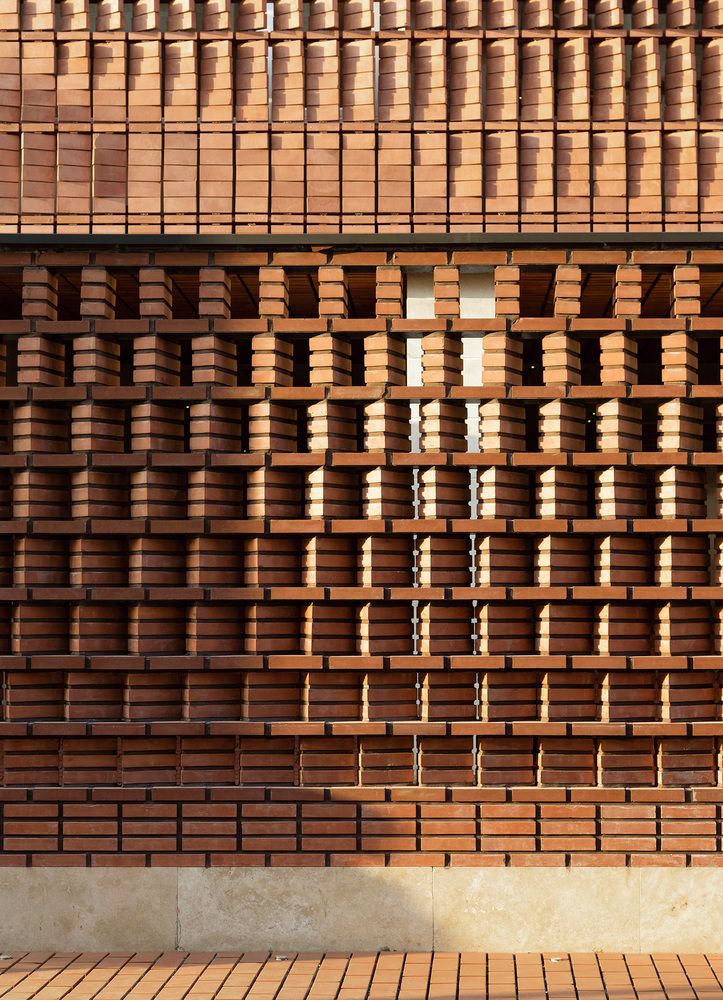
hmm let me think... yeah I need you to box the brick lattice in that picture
[0,247,720,866]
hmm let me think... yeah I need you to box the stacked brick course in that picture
[4,0,723,231]
[0,246,722,867]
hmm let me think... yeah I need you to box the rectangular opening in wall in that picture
[637,335,662,384]
[118,338,134,386]
[295,406,309,452]
[291,336,310,386]
[639,401,659,452]
[1,338,18,387]
[644,469,657,518]
[405,334,423,387]
[459,268,495,319]
[579,267,615,318]
[701,401,718,452]
[349,336,365,385]
[579,336,601,384]
[287,270,319,319]
[353,402,365,451]
[238,405,250,452]
[583,404,598,451]
[123,0,134,31]
[169,270,200,319]
[462,334,484,386]
[0,270,23,320]
[230,270,260,319]
[404,269,435,319]
[524,405,540,452]
[61,338,74,386]
[178,337,193,386]
[700,269,723,317]
[519,267,555,317]
[640,267,673,318]
[521,336,544,386]
[236,336,253,385]
[0,404,11,454]
[112,269,140,320]
[55,269,82,320]
[705,468,720,518]
[465,401,480,453]
[123,406,133,451]
[697,335,721,384]
[182,406,191,451]
[346,269,377,318]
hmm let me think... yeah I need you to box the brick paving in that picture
[0,953,720,1000]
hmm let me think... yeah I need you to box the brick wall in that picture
[3,0,723,231]
[0,244,721,867]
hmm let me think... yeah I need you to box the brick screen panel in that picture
[3,0,723,232]
[0,248,718,865]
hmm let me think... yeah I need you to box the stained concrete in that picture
[177,868,434,952]
[0,869,177,951]
[639,869,723,952]
[1,867,722,952]
[432,868,642,952]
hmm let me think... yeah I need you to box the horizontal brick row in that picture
[8,124,719,232]
[0,734,721,786]
[8,37,723,126]
[2,251,723,322]
[0,787,721,867]
[3,667,722,723]
[2,600,723,655]
[6,400,723,452]
[10,0,723,33]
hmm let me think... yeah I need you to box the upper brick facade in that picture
[3,0,723,232]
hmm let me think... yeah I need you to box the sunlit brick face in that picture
[0,249,719,867]
[2,0,721,873]
[4,0,723,232]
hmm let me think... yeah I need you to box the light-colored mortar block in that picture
[639,869,723,953]
[0,869,177,951]
[177,868,434,952]
[432,868,642,952]
[2,868,723,952]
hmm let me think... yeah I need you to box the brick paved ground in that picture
[0,952,720,1000]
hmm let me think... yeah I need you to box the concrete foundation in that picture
[2,868,722,953]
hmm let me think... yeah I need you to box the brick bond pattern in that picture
[7,0,723,232]
[0,247,721,866]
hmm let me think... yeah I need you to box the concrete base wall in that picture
[2,868,723,953]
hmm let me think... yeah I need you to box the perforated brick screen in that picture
[0,247,720,866]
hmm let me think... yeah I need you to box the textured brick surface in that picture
[0,247,721,865]
[0,952,720,1000]
[4,0,723,231]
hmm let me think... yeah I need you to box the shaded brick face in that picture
[0,247,721,866]
[3,0,723,231]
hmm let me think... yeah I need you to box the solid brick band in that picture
[3,1,723,232]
